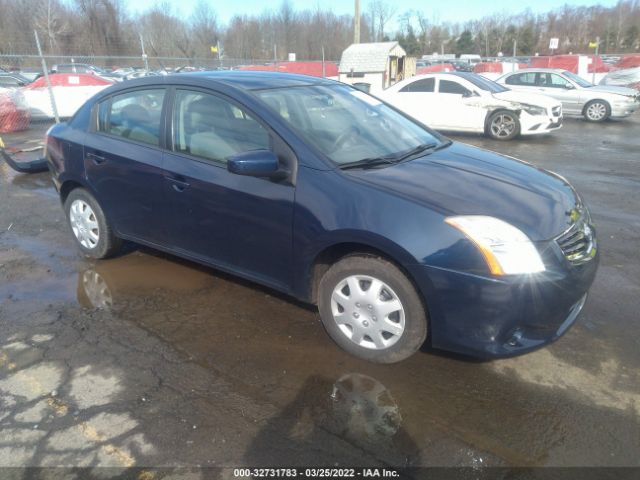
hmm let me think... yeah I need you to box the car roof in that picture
[184,71,336,90]
[506,68,567,74]
[410,71,477,81]
[101,71,336,93]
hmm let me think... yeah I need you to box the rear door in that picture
[386,77,438,127]
[161,88,295,291]
[503,71,540,94]
[84,87,167,242]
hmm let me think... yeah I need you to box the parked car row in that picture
[379,68,638,141]
[379,72,563,140]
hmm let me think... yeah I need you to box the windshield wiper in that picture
[339,142,446,170]
[338,156,398,170]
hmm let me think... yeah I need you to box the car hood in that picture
[492,90,560,109]
[587,84,639,98]
[350,142,581,241]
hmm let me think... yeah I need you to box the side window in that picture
[506,73,536,86]
[399,77,435,93]
[173,90,270,164]
[438,80,470,95]
[547,74,570,88]
[100,89,165,146]
[0,77,19,87]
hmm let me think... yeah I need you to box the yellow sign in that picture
[589,42,598,48]
[210,46,218,53]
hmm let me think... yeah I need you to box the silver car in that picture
[497,68,639,122]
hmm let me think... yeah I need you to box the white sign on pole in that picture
[288,53,296,62]
[549,38,559,50]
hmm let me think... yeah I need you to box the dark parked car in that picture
[45,72,599,363]
[51,63,122,82]
[0,72,32,88]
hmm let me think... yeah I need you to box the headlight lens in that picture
[520,104,547,116]
[445,215,546,276]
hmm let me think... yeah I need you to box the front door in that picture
[536,73,582,114]
[435,78,486,131]
[161,88,295,291]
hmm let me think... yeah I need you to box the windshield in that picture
[460,73,509,93]
[254,84,443,166]
[562,71,593,88]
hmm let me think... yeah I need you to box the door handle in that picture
[87,152,106,164]
[164,175,190,192]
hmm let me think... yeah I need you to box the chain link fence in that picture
[0,51,338,157]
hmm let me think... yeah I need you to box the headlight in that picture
[519,104,547,116]
[445,215,546,275]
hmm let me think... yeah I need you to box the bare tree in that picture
[368,0,396,41]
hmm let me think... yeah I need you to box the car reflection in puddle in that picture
[243,372,420,467]
[75,251,218,310]
[329,373,401,439]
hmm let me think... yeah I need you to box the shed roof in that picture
[339,42,406,73]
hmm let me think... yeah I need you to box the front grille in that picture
[555,216,596,264]
[552,106,562,117]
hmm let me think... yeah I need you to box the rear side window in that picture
[438,80,470,95]
[506,72,536,86]
[173,89,270,164]
[99,89,165,147]
[399,77,435,93]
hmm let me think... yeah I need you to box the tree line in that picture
[0,0,638,62]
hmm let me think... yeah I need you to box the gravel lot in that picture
[0,115,639,477]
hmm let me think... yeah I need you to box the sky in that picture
[126,0,621,29]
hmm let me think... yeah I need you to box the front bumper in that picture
[407,242,599,358]
[520,113,563,135]
[610,101,639,118]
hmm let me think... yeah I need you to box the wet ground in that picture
[0,116,639,477]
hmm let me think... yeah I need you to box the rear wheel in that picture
[487,110,520,141]
[318,255,427,363]
[64,188,121,259]
[583,100,610,122]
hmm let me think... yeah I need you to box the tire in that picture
[583,100,610,122]
[486,110,520,141]
[318,255,428,363]
[64,188,121,259]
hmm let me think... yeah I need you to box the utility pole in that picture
[34,30,59,124]
[139,33,149,71]
[485,26,489,57]
[354,0,360,44]
[592,36,600,85]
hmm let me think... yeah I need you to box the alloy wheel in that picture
[490,113,516,138]
[586,102,607,121]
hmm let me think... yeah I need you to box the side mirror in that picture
[563,83,575,90]
[227,149,282,178]
[462,90,478,98]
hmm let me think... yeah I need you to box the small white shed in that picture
[339,42,409,94]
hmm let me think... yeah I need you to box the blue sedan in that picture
[45,72,599,363]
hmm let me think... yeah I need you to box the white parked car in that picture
[379,72,562,140]
[496,68,640,122]
[21,73,113,120]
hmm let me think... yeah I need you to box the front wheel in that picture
[583,100,610,122]
[487,110,520,141]
[318,255,428,363]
